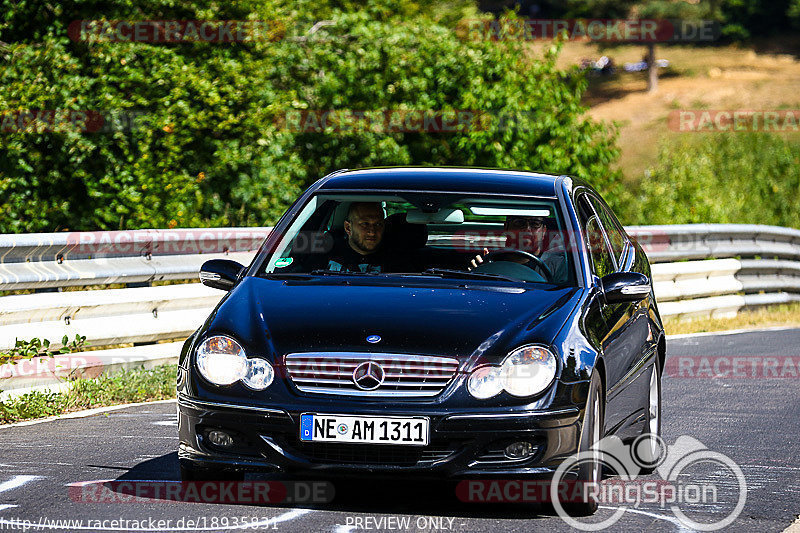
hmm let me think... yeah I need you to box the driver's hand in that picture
[468,248,490,270]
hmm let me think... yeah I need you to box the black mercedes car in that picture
[177,167,665,513]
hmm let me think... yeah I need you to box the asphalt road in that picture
[1,327,798,532]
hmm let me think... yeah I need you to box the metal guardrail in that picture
[628,224,800,319]
[0,227,269,398]
[1,223,799,398]
[627,224,800,263]
[0,228,269,290]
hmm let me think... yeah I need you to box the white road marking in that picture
[0,505,18,512]
[335,525,356,533]
[600,505,693,531]
[783,515,800,533]
[153,420,178,426]
[0,476,40,494]
[116,436,176,439]
[0,399,177,430]
[743,464,800,471]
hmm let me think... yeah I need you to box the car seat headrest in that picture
[383,213,428,250]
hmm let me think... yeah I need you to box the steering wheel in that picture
[483,249,553,282]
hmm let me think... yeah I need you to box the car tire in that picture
[560,371,604,516]
[635,361,662,475]
[180,462,245,482]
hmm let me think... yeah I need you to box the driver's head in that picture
[344,202,385,255]
[504,215,548,253]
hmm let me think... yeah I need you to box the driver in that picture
[470,215,568,284]
[326,202,387,273]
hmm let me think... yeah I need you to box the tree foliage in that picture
[0,1,621,232]
[623,134,800,227]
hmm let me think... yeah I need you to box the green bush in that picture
[623,133,800,227]
[0,1,621,232]
[0,364,177,424]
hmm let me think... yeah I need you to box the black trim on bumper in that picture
[178,395,582,478]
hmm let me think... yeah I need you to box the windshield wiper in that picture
[269,269,517,282]
[422,268,518,283]
[310,269,382,276]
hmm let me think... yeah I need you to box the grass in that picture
[663,302,800,335]
[525,39,800,182]
[0,364,177,424]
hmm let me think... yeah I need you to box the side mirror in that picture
[199,259,245,291]
[600,271,651,304]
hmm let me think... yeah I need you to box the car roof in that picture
[318,167,562,197]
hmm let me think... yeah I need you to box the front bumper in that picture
[177,395,582,478]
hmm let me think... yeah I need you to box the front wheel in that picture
[635,361,663,474]
[561,371,604,516]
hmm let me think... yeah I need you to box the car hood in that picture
[209,276,582,365]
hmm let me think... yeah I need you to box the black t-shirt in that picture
[326,241,387,273]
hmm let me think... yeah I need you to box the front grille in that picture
[284,352,459,397]
[294,442,455,466]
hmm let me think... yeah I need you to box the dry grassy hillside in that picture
[532,40,800,181]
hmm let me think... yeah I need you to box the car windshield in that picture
[259,193,577,286]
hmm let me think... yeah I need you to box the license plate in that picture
[299,413,429,446]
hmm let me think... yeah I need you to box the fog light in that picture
[504,441,536,459]
[207,430,234,447]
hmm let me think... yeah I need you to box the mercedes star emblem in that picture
[352,361,385,391]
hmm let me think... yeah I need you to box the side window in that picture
[576,196,615,278]
[589,196,627,266]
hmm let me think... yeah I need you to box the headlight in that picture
[499,345,557,397]
[196,335,273,389]
[196,336,247,385]
[467,365,503,399]
[242,357,274,390]
[467,345,557,399]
